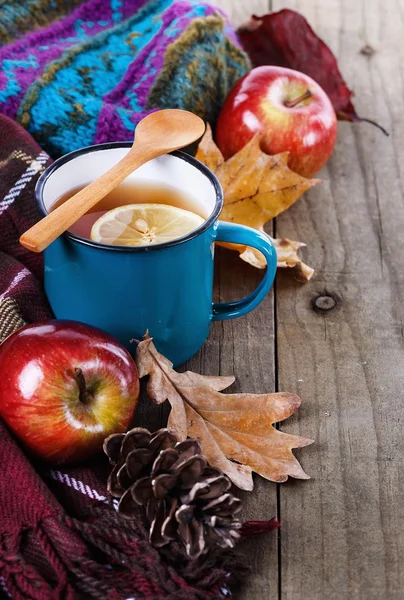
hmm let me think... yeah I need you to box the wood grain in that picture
[211,247,279,600]
[208,1,404,598]
[271,0,404,598]
[207,5,279,599]
[211,0,270,25]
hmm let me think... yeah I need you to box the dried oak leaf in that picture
[195,125,318,280]
[136,335,313,491]
[237,10,388,134]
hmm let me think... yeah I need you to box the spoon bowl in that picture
[20,109,206,253]
[135,109,205,150]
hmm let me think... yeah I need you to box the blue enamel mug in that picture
[36,143,277,366]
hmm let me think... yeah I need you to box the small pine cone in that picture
[103,427,242,559]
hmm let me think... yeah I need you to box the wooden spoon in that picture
[20,109,206,253]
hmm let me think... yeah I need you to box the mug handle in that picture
[212,221,277,321]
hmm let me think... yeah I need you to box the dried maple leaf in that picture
[195,125,318,279]
[136,335,313,491]
[197,124,320,224]
[237,10,388,134]
[271,237,314,283]
[240,235,314,283]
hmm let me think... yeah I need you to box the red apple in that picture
[216,66,337,178]
[0,321,139,463]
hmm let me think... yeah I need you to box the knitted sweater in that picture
[0,0,250,157]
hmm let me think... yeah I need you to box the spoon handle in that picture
[20,146,159,253]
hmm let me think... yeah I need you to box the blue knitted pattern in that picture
[0,0,250,156]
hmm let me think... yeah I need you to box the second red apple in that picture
[216,66,337,178]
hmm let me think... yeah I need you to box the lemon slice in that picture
[90,203,205,247]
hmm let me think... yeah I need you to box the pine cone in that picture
[103,427,242,559]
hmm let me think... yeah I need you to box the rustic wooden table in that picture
[139,1,404,598]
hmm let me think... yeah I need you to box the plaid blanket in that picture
[0,115,242,600]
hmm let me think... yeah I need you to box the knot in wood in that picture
[360,44,375,57]
[313,295,337,312]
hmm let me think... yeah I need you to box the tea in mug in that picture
[53,181,209,246]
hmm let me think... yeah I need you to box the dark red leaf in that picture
[237,10,388,135]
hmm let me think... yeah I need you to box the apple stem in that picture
[284,89,312,108]
[74,368,92,405]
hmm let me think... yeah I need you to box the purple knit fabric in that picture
[0,0,249,156]
[94,1,221,143]
[0,0,145,120]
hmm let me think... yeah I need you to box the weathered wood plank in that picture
[271,0,404,598]
[211,0,269,25]
[210,248,279,600]
[207,3,280,598]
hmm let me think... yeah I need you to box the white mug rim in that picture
[35,142,223,253]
